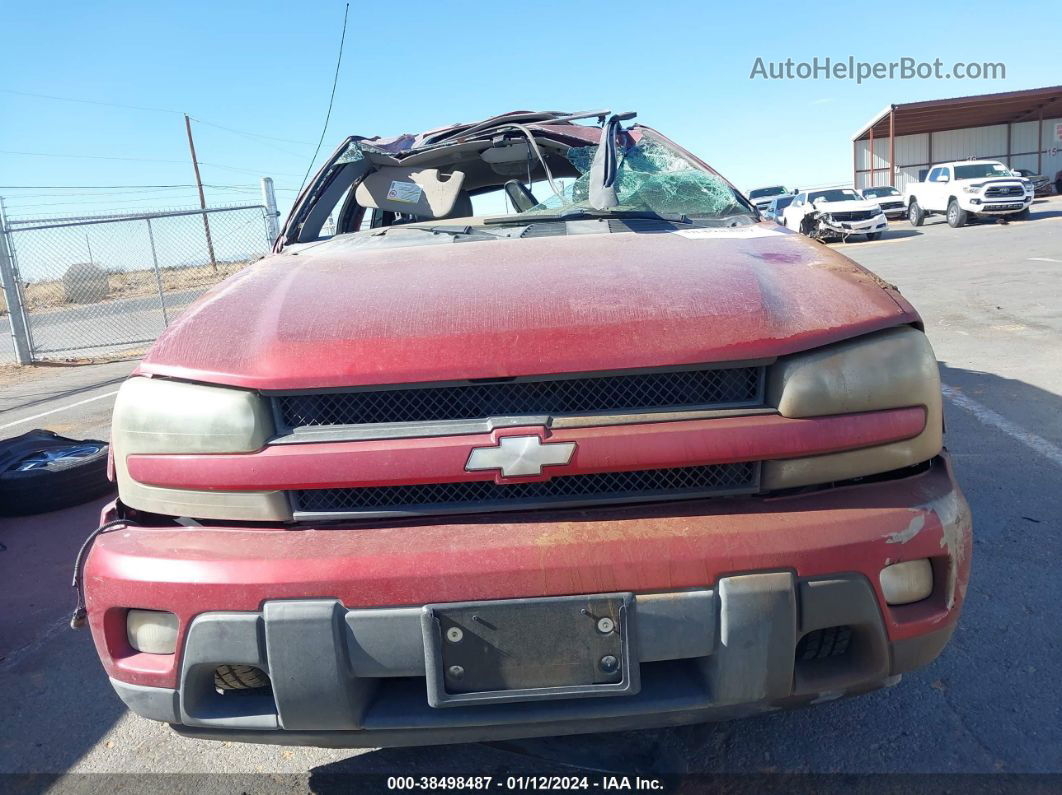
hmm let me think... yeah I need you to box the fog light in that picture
[879,559,933,605]
[126,609,179,654]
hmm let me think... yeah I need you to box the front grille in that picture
[985,185,1023,198]
[276,366,763,428]
[880,201,904,210]
[293,461,758,516]
[829,210,875,222]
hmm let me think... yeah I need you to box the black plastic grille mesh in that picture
[293,461,757,514]
[985,185,1023,197]
[830,210,875,222]
[276,367,762,428]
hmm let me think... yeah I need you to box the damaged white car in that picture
[781,187,888,242]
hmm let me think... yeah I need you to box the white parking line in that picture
[942,384,1062,469]
[1028,257,1062,263]
[0,390,119,431]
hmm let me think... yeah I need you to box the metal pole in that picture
[184,114,218,272]
[1037,106,1044,175]
[888,108,896,188]
[85,232,94,265]
[0,198,32,364]
[868,126,874,188]
[145,218,169,326]
[260,177,280,242]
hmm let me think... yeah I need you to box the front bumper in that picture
[823,214,888,235]
[965,195,1033,214]
[86,456,971,746]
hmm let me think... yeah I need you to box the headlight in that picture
[112,377,289,521]
[962,185,980,193]
[763,326,942,489]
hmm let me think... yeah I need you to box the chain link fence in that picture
[0,204,274,363]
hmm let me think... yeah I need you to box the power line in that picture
[189,118,313,146]
[0,149,189,164]
[297,2,350,195]
[0,87,183,115]
[1,88,316,148]
[0,183,296,190]
[4,186,225,199]
[0,149,302,177]
[5,187,279,210]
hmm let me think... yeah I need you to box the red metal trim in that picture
[855,149,1043,177]
[1038,106,1044,175]
[127,408,927,492]
[86,457,971,690]
[854,86,1062,140]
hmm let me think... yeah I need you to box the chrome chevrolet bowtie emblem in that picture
[466,435,576,478]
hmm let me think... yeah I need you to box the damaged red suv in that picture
[81,110,971,747]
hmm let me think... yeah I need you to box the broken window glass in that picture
[335,141,366,164]
[527,136,744,218]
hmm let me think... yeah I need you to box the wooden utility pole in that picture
[184,114,218,271]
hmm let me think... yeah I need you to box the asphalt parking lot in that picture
[1,198,1060,786]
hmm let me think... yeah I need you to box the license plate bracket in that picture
[422,593,638,707]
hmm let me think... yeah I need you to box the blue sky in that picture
[0,0,1054,221]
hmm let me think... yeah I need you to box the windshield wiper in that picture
[484,208,692,225]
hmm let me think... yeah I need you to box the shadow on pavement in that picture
[0,494,127,774]
[0,494,113,660]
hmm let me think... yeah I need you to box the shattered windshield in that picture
[520,136,749,220]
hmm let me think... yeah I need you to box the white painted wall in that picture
[931,124,1008,161]
[855,115,1062,191]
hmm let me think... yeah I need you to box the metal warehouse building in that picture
[853,85,1062,191]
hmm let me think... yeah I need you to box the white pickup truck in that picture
[905,160,1033,227]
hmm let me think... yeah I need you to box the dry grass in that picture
[0,260,255,315]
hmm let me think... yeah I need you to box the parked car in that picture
[904,160,1033,227]
[763,193,795,222]
[1056,168,1062,196]
[747,185,793,212]
[781,187,888,241]
[1012,168,1051,197]
[80,109,970,748]
[860,186,907,219]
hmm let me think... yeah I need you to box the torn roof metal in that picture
[354,109,619,156]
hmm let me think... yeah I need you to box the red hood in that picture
[139,225,917,390]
